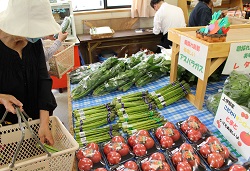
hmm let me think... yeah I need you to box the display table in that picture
[77,30,161,64]
[67,76,247,171]
[168,24,250,110]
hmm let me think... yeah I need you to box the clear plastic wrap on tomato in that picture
[101,140,135,169]
[168,143,206,171]
[76,143,105,171]
[229,164,248,171]
[140,152,172,171]
[176,115,211,144]
[113,160,139,171]
[196,136,238,170]
[127,130,158,158]
[153,124,185,150]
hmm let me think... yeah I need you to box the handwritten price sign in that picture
[214,93,250,160]
[178,35,208,80]
[222,42,250,74]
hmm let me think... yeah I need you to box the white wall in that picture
[0,0,9,13]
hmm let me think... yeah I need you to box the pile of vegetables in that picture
[206,70,250,115]
[112,91,167,135]
[149,80,190,109]
[71,51,171,100]
[73,103,120,146]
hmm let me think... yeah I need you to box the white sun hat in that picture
[0,0,61,38]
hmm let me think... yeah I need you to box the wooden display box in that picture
[168,24,250,110]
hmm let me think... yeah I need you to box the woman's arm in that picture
[38,110,54,145]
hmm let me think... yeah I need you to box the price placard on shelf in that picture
[214,93,250,160]
[222,42,250,74]
[178,35,208,80]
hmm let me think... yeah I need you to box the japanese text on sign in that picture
[214,93,250,160]
[179,36,208,80]
[223,42,250,74]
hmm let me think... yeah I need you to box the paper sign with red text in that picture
[178,35,208,80]
[222,42,250,74]
[214,93,250,160]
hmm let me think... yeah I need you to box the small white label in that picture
[123,114,128,118]
[117,96,122,100]
[158,96,165,102]
[79,132,85,137]
[151,91,156,96]
[80,115,86,120]
[80,137,87,143]
[119,108,125,112]
[122,122,128,127]
[131,129,137,134]
[79,110,85,117]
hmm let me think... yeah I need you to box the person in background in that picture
[43,31,68,71]
[0,0,61,145]
[150,0,186,52]
[188,0,222,27]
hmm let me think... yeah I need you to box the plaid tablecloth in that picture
[70,76,247,165]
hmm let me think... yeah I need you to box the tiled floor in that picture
[52,89,69,130]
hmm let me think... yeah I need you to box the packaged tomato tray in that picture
[111,160,140,171]
[127,130,159,158]
[176,115,212,144]
[195,136,238,171]
[139,151,175,171]
[151,121,185,151]
[100,136,135,170]
[76,143,107,171]
[167,142,207,171]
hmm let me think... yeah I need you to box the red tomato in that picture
[186,154,200,167]
[171,129,181,142]
[107,151,121,165]
[124,161,138,170]
[176,161,192,171]
[198,123,208,134]
[155,127,165,140]
[89,151,102,163]
[229,164,247,171]
[187,129,202,142]
[206,136,220,144]
[76,149,84,160]
[150,152,166,161]
[144,137,155,149]
[172,152,183,165]
[179,143,194,152]
[163,122,175,129]
[103,143,112,155]
[133,144,147,157]
[78,157,93,171]
[180,121,190,133]
[199,144,211,158]
[141,161,152,171]
[187,115,200,123]
[158,161,171,171]
[240,131,250,146]
[207,152,224,168]
[160,136,174,148]
[111,136,125,143]
[137,130,150,137]
[220,145,230,159]
[87,143,99,151]
[117,143,129,156]
[128,135,137,147]
[94,168,107,171]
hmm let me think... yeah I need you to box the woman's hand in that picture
[0,94,23,114]
[39,110,54,145]
[58,31,68,42]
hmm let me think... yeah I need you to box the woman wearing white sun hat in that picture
[0,0,61,145]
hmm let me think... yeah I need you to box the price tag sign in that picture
[214,93,250,160]
[178,35,208,80]
[222,42,250,74]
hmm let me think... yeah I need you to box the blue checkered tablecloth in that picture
[70,76,247,165]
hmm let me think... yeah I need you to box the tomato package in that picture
[140,151,174,171]
[76,143,106,171]
[229,162,249,171]
[176,115,212,144]
[101,136,135,169]
[112,160,140,171]
[196,136,238,171]
[168,143,207,171]
[152,122,185,151]
[127,130,158,158]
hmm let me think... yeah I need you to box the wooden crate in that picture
[168,24,250,110]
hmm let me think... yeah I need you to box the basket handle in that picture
[0,106,51,168]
